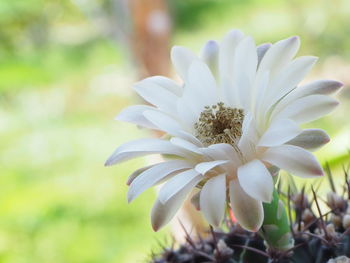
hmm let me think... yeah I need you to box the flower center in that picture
[194,102,244,146]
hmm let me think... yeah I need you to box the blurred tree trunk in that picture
[128,0,171,78]
[129,0,207,240]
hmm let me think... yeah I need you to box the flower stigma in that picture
[194,102,244,147]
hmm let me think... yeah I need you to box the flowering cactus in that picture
[106,29,342,251]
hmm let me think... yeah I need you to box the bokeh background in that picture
[1,0,350,262]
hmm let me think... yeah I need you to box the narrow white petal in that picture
[200,174,226,226]
[176,96,200,128]
[151,179,196,231]
[200,145,239,171]
[262,145,324,178]
[266,56,318,106]
[258,36,300,77]
[133,80,178,114]
[143,110,187,137]
[237,160,274,203]
[170,137,202,154]
[257,43,272,66]
[298,79,343,96]
[219,29,244,78]
[286,129,330,151]
[219,30,244,107]
[128,160,192,202]
[158,169,202,204]
[273,79,343,115]
[143,76,183,96]
[254,70,270,121]
[201,40,219,78]
[229,180,264,232]
[143,111,199,144]
[127,164,155,186]
[105,138,187,166]
[238,112,258,160]
[233,36,258,109]
[187,60,218,107]
[258,119,301,147]
[208,143,241,165]
[272,94,339,124]
[284,79,342,104]
[171,46,198,80]
[195,160,228,175]
[116,105,158,129]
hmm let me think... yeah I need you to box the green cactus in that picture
[260,189,294,252]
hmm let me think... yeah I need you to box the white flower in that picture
[106,30,342,232]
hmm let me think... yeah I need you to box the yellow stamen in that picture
[194,102,244,147]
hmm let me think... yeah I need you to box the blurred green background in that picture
[0,0,349,262]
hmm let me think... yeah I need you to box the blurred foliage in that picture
[0,0,350,262]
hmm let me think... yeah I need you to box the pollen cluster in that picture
[194,102,244,146]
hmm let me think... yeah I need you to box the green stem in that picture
[259,189,294,251]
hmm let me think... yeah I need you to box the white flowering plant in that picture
[105,30,342,251]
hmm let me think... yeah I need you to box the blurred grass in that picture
[0,0,349,262]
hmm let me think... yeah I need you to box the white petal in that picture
[200,174,226,226]
[143,76,183,96]
[200,145,239,171]
[176,96,200,128]
[238,112,258,159]
[254,70,270,121]
[127,164,155,186]
[151,179,196,231]
[219,30,244,106]
[200,40,219,78]
[171,46,198,80]
[272,94,339,124]
[128,160,192,202]
[208,143,241,165]
[229,180,264,232]
[298,79,343,96]
[195,160,228,175]
[219,29,244,78]
[237,160,273,203]
[258,119,301,147]
[143,110,188,137]
[170,137,202,154]
[266,56,318,106]
[233,36,258,109]
[286,129,330,151]
[158,169,202,204]
[116,105,158,129]
[133,80,179,114]
[143,111,199,144]
[105,138,187,166]
[257,43,272,66]
[273,79,343,113]
[187,60,218,107]
[262,145,324,178]
[258,36,300,77]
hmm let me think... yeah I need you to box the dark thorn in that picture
[325,162,336,193]
[303,231,330,245]
[311,186,330,240]
[209,225,221,259]
[231,244,269,258]
[278,242,306,260]
[287,186,295,237]
[178,219,196,249]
